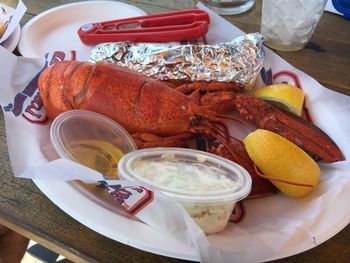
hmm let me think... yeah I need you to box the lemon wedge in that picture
[253,84,305,116]
[243,129,320,198]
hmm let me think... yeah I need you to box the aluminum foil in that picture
[90,33,264,90]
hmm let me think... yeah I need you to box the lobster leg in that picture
[132,132,194,148]
[201,91,344,163]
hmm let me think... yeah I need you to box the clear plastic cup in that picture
[261,0,327,51]
[201,0,255,15]
[50,110,137,178]
[118,147,252,234]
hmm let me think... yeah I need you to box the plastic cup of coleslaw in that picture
[118,147,252,235]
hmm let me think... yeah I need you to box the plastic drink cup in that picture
[201,0,255,15]
[261,0,327,51]
[118,147,252,235]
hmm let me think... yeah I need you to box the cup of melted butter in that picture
[50,110,137,178]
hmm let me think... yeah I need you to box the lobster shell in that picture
[39,61,197,137]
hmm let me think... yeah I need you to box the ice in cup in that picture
[261,0,327,51]
[50,110,137,178]
[118,148,252,235]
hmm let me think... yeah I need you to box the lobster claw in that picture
[233,93,344,163]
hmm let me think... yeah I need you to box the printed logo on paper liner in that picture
[260,67,302,89]
[100,181,154,216]
[2,51,76,124]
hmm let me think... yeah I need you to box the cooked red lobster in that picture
[38,61,344,198]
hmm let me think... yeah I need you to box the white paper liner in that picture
[1,3,350,262]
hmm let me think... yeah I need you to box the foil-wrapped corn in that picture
[90,33,264,90]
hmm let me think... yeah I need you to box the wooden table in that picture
[0,0,349,262]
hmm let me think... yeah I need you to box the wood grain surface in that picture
[0,0,349,262]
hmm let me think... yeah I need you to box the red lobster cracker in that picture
[77,9,210,44]
[38,61,344,199]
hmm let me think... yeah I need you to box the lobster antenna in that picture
[215,113,253,132]
[73,63,97,106]
[254,164,313,187]
[197,121,243,163]
[211,121,230,141]
[188,102,251,161]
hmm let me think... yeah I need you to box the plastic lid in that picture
[332,0,350,19]
[118,147,252,203]
[50,110,137,177]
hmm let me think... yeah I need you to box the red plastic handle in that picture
[101,9,209,27]
[78,9,210,45]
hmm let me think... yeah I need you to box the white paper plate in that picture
[34,173,350,262]
[1,25,21,52]
[27,2,350,262]
[18,1,146,58]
